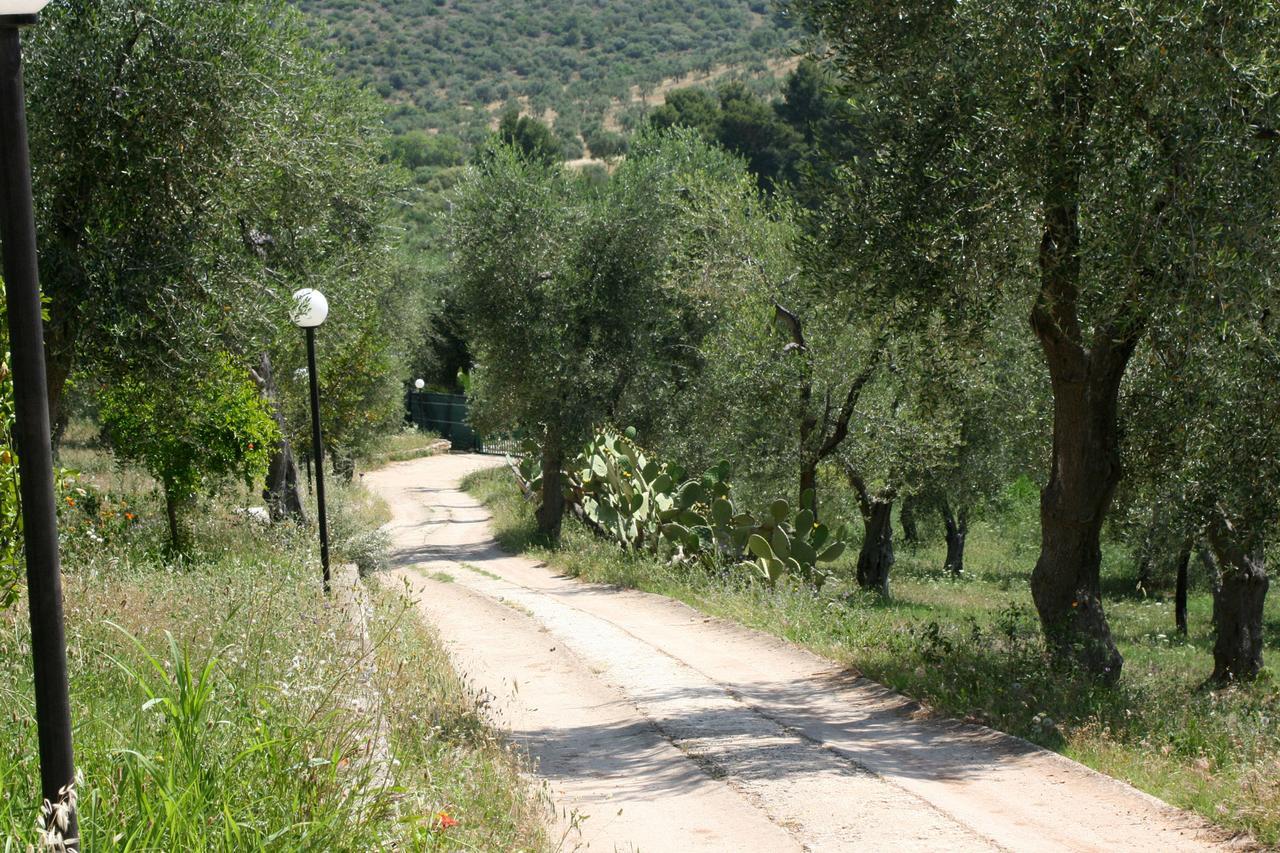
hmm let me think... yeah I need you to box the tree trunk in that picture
[1174,540,1192,637]
[163,487,185,553]
[1029,208,1134,681]
[251,353,306,524]
[775,303,880,524]
[941,501,967,577]
[856,499,894,596]
[900,496,920,547]
[1134,509,1159,592]
[535,434,566,541]
[331,451,356,483]
[1207,520,1269,684]
[1029,74,1137,684]
[43,320,76,454]
[799,460,818,518]
[1030,373,1127,681]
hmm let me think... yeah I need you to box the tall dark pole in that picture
[305,327,330,593]
[0,16,78,848]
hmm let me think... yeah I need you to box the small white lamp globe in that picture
[414,378,426,390]
[290,288,329,328]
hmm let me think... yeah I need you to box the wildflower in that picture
[435,811,459,830]
[64,497,75,507]
[125,513,135,521]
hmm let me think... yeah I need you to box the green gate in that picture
[405,391,521,454]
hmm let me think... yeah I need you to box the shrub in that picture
[99,354,278,549]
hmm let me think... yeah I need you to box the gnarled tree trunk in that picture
[1029,125,1138,682]
[536,432,566,541]
[847,468,894,596]
[250,353,306,524]
[1030,351,1129,682]
[900,496,920,547]
[44,309,78,456]
[1200,544,1221,629]
[163,486,186,552]
[1174,539,1192,637]
[941,500,967,577]
[1206,519,1268,684]
[332,450,356,483]
[774,303,880,520]
[799,460,818,517]
[857,499,894,596]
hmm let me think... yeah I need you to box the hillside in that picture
[293,0,797,142]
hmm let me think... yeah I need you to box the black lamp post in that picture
[291,288,331,593]
[0,1,78,846]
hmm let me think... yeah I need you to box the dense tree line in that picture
[23,0,417,543]
[293,0,793,140]
[448,2,1279,689]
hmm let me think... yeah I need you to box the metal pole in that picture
[305,327,330,593]
[0,19,78,847]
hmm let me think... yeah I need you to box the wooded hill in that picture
[292,0,796,141]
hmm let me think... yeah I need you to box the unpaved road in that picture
[366,454,1236,853]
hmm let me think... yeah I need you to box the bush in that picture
[99,354,278,549]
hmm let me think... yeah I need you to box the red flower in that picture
[435,811,459,830]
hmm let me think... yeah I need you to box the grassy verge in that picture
[0,441,547,850]
[466,466,1280,847]
[361,427,447,468]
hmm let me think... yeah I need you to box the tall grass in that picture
[0,448,547,851]
[466,466,1280,847]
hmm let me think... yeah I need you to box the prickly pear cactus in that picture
[571,427,680,551]
[741,490,848,589]
[507,438,543,495]
[524,427,849,589]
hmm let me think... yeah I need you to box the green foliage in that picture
[517,427,850,588]
[280,317,409,475]
[497,108,563,166]
[27,0,407,434]
[449,129,771,533]
[295,0,794,139]
[99,355,278,545]
[649,64,865,197]
[388,129,467,170]
[583,127,629,159]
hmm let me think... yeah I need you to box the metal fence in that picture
[405,391,521,455]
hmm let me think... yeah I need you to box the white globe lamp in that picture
[291,288,329,328]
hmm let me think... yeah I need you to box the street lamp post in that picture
[291,288,331,593]
[0,2,78,846]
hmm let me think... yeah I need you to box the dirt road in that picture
[365,454,1234,853]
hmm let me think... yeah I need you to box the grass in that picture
[465,466,1280,848]
[361,427,447,468]
[0,436,548,851]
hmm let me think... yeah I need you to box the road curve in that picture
[365,454,1236,853]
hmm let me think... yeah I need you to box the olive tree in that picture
[798,0,1280,680]
[1122,301,1280,683]
[449,130,763,538]
[26,0,402,439]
